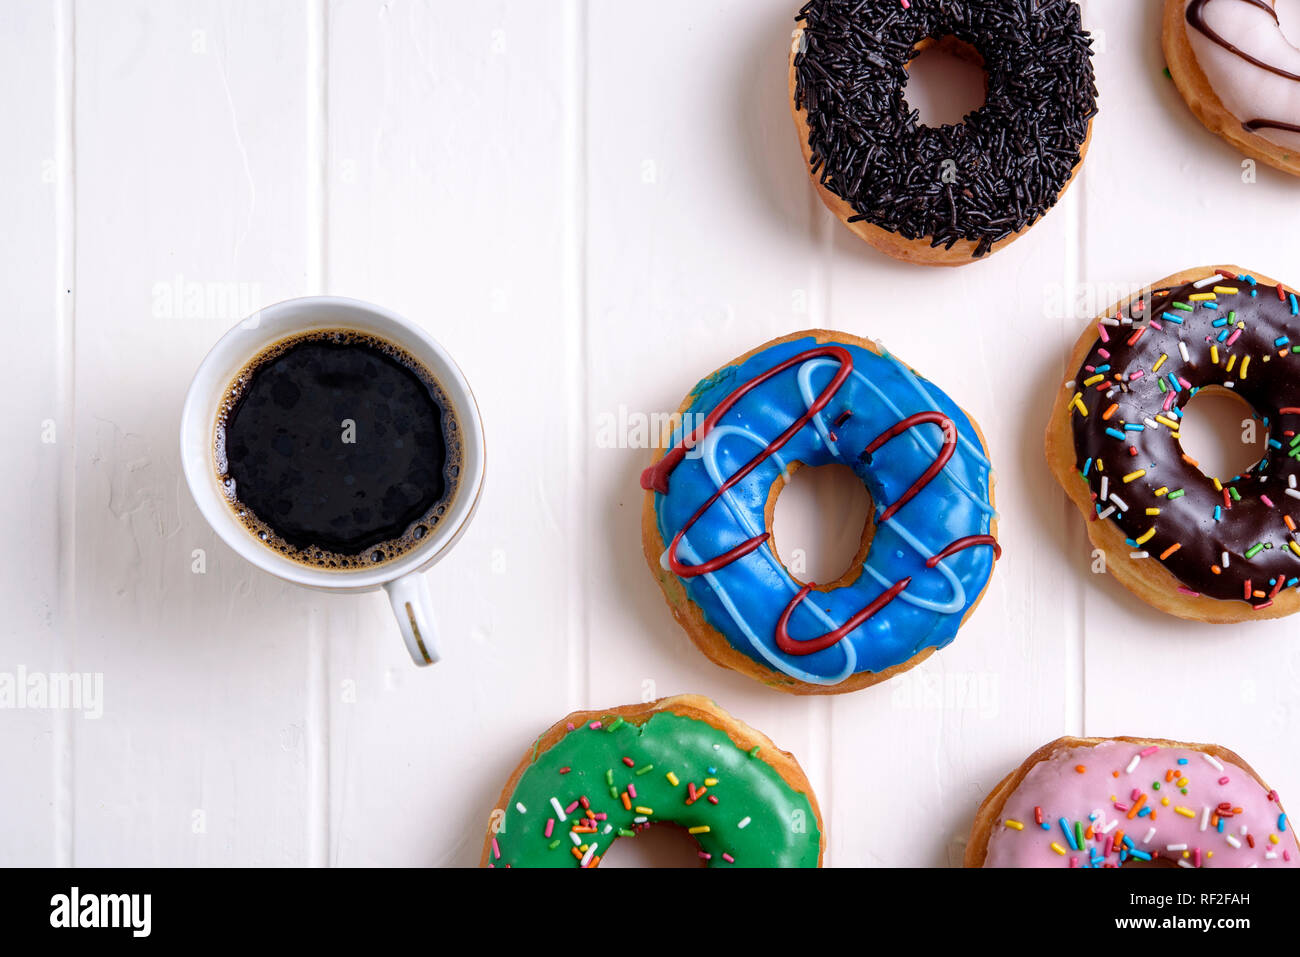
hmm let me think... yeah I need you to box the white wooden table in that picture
[3,0,1299,867]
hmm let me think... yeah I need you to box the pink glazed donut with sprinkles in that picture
[966,736,1298,868]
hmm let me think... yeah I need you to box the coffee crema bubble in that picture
[214,328,461,570]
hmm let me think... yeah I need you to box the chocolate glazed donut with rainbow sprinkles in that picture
[1048,266,1300,622]
[641,330,1000,694]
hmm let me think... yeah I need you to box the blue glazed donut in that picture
[640,331,999,693]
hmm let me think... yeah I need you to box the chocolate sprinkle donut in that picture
[792,0,1098,258]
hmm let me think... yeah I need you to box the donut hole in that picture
[1176,388,1264,482]
[902,36,988,128]
[767,462,875,591]
[597,823,707,868]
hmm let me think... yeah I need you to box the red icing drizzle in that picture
[863,411,957,522]
[643,344,999,656]
[924,534,1002,569]
[643,346,854,578]
[775,577,912,656]
[640,346,854,496]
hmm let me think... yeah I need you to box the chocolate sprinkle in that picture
[793,0,1097,258]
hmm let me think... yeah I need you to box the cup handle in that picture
[384,572,441,666]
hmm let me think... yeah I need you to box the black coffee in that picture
[215,329,460,569]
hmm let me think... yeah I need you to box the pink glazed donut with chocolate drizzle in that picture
[966,736,1298,868]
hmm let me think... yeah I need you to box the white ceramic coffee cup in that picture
[179,296,485,667]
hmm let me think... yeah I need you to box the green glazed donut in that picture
[480,695,824,868]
